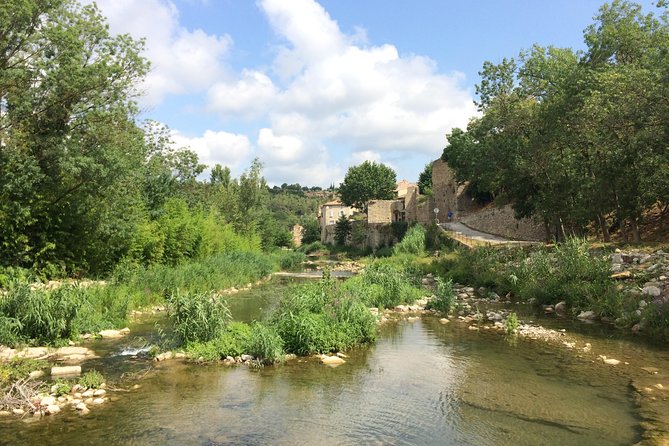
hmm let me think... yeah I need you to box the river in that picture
[1,276,663,445]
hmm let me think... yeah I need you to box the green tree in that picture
[334,215,352,246]
[417,163,433,195]
[339,161,397,212]
[0,0,149,274]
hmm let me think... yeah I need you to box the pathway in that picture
[440,222,539,248]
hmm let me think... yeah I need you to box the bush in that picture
[393,224,426,256]
[0,358,47,387]
[300,241,327,254]
[167,290,231,344]
[505,312,519,334]
[246,323,284,364]
[426,278,454,313]
[79,370,104,389]
[270,278,377,355]
[186,322,253,361]
[344,258,424,308]
[0,282,78,346]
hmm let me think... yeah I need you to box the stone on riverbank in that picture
[319,355,345,366]
[98,328,130,338]
[51,366,81,377]
[577,310,596,320]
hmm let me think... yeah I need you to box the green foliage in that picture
[417,163,433,196]
[443,2,669,242]
[300,241,328,254]
[300,218,322,245]
[167,290,231,345]
[78,370,104,389]
[334,215,352,246]
[0,358,47,387]
[343,257,424,309]
[246,323,285,364]
[186,322,253,361]
[271,278,376,355]
[0,282,78,346]
[394,224,426,256]
[426,278,454,313]
[53,380,72,396]
[339,161,397,212]
[505,312,519,334]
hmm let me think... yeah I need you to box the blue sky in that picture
[94,0,661,187]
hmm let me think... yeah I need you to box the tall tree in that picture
[339,161,397,212]
[0,0,149,273]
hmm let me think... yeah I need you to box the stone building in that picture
[318,200,357,227]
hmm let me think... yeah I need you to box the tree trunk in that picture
[620,218,629,244]
[597,214,611,242]
[630,218,641,244]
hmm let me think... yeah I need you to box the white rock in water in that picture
[98,330,123,338]
[51,366,81,377]
[439,318,450,324]
[75,403,87,411]
[92,398,106,405]
[603,358,621,365]
[93,389,106,397]
[577,311,596,320]
[81,390,94,398]
[320,355,345,366]
[46,405,61,415]
[12,408,24,415]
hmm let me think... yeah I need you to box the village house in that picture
[318,200,357,227]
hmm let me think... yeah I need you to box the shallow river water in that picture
[0,278,661,445]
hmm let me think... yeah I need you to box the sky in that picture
[91,0,662,187]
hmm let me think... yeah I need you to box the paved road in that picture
[440,222,535,246]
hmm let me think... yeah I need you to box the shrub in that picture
[79,370,104,389]
[334,215,352,245]
[271,278,377,355]
[0,358,47,387]
[185,322,253,361]
[300,241,327,254]
[0,282,79,346]
[344,258,424,308]
[426,278,454,313]
[167,290,231,344]
[246,323,284,364]
[53,379,71,396]
[505,312,519,334]
[394,224,426,256]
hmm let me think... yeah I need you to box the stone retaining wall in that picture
[460,204,546,241]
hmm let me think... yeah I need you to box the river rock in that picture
[604,358,621,365]
[0,411,11,417]
[92,398,106,405]
[81,390,94,398]
[319,355,345,366]
[40,396,56,407]
[29,370,45,379]
[643,286,662,297]
[46,405,61,415]
[641,367,660,375]
[21,347,49,359]
[240,354,254,362]
[554,301,567,316]
[439,318,450,324]
[75,402,87,411]
[12,409,24,415]
[51,366,81,377]
[93,389,106,397]
[98,329,124,338]
[577,310,596,320]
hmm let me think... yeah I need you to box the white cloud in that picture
[207,70,278,118]
[209,0,476,183]
[93,0,232,107]
[171,130,252,171]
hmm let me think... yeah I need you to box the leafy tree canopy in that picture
[339,161,397,212]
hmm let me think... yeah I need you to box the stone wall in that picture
[431,158,458,218]
[291,224,303,247]
[321,221,402,249]
[367,199,404,224]
[460,204,546,241]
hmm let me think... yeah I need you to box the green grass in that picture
[79,370,105,389]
